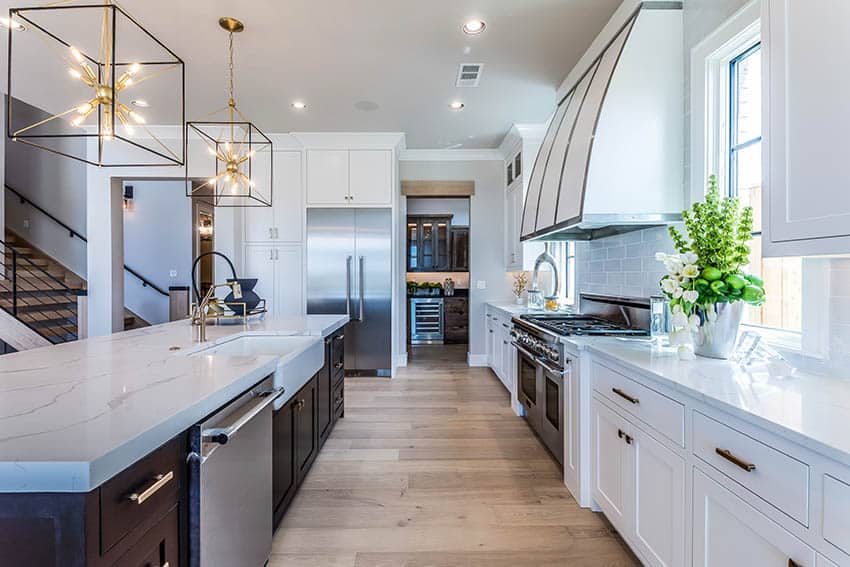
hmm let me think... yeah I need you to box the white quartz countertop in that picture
[568,337,850,467]
[486,301,562,317]
[0,314,348,493]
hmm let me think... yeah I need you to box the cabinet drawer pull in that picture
[618,429,625,439]
[128,471,174,505]
[334,334,345,340]
[612,388,639,404]
[325,338,332,345]
[715,448,756,472]
[334,362,344,370]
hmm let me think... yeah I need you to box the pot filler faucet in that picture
[531,243,561,298]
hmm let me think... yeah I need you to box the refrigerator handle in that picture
[345,256,353,317]
[358,256,365,322]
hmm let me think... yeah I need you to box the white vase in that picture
[691,301,744,359]
[514,296,524,305]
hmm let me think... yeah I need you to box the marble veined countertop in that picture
[0,314,348,493]
[569,337,850,467]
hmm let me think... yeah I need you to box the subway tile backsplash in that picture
[575,226,677,300]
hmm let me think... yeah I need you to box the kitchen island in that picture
[0,314,348,566]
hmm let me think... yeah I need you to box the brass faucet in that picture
[191,281,242,342]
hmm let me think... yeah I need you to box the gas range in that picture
[510,294,651,370]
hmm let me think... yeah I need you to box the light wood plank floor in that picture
[271,344,639,567]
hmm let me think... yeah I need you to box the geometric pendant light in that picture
[185,17,273,207]
[6,1,185,167]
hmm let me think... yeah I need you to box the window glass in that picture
[728,45,801,332]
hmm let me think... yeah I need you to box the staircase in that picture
[0,232,147,345]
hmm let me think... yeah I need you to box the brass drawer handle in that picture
[334,362,344,369]
[612,387,639,405]
[128,471,174,505]
[715,448,756,472]
[334,334,345,341]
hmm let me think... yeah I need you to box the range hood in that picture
[521,2,684,241]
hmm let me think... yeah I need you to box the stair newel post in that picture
[10,249,18,317]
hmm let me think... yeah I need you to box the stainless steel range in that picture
[510,294,651,466]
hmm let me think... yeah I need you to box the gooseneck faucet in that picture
[531,243,561,298]
[191,281,242,342]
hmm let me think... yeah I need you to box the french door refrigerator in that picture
[307,209,392,376]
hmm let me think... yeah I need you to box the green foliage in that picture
[669,175,754,274]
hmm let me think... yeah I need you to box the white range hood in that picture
[521,1,684,241]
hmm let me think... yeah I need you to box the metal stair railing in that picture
[0,239,85,344]
[5,183,168,297]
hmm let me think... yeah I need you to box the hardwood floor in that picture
[271,344,639,567]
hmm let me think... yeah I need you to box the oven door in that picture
[538,362,566,466]
[514,342,540,429]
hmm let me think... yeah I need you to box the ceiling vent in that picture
[456,63,483,87]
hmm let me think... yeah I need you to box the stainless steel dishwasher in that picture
[188,376,284,567]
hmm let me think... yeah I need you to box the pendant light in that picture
[185,17,273,207]
[6,1,185,167]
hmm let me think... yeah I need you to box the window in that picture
[726,43,802,333]
[551,242,576,306]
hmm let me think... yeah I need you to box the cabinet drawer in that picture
[113,504,179,567]
[823,473,850,555]
[100,436,183,554]
[333,381,345,421]
[692,411,810,526]
[591,361,684,446]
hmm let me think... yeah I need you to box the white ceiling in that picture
[1,0,621,149]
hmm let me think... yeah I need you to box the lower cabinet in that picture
[113,505,180,567]
[692,467,815,567]
[272,327,346,530]
[591,396,685,567]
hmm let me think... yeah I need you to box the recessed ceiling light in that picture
[131,99,150,108]
[462,20,486,35]
[291,101,307,110]
[0,17,26,32]
[449,101,465,111]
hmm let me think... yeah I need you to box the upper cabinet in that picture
[244,150,303,244]
[306,149,393,207]
[503,130,545,271]
[407,215,452,272]
[762,0,850,256]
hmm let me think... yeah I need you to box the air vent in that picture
[456,63,483,87]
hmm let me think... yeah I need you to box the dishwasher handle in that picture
[203,387,285,445]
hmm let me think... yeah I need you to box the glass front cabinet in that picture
[407,215,452,271]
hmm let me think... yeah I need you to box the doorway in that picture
[192,200,215,299]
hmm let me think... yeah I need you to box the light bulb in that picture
[71,116,84,127]
[207,146,217,156]
[123,77,134,87]
[129,63,141,75]
[68,68,82,80]
[208,177,217,185]
[69,46,84,62]
[77,103,92,114]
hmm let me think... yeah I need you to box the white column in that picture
[86,174,124,336]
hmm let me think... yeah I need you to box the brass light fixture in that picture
[7,1,185,167]
[186,17,273,207]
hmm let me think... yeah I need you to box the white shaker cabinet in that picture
[243,244,303,317]
[763,0,850,256]
[692,468,815,567]
[591,396,685,567]
[306,149,393,207]
[244,150,303,243]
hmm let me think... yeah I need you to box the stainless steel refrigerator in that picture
[307,209,392,376]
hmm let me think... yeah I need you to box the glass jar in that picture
[527,289,544,310]
[650,295,671,338]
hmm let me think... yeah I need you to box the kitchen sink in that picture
[191,335,324,393]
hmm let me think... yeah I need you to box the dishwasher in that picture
[188,376,284,567]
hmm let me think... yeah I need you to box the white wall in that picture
[123,180,192,324]
[5,98,87,276]
[400,160,513,358]
[407,197,470,225]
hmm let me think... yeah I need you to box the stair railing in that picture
[4,184,168,297]
[1,239,82,344]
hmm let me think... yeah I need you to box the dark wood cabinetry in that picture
[450,227,469,271]
[444,296,469,344]
[407,216,452,271]
[0,433,187,567]
[273,326,346,530]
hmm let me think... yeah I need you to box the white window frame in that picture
[690,1,828,358]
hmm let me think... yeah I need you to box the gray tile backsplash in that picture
[575,226,677,300]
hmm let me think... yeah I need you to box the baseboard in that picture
[467,353,488,367]
[394,353,408,368]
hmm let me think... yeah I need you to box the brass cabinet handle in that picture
[335,334,345,340]
[295,399,306,411]
[715,448,756,472]
[334,362,344,369]
[325,338,332,345]
[128,471,174,505]
[612,387,639,405]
